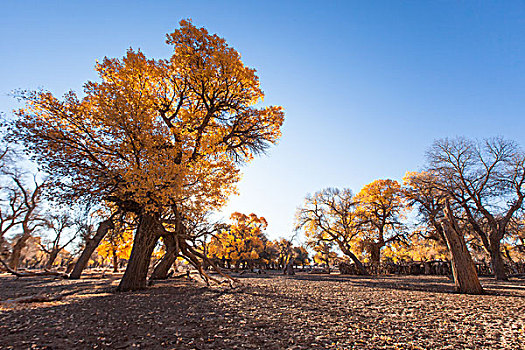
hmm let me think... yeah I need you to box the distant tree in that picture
[311,241,337,272]
[292,246,310,267]
[275,238,296,275]
[207,212,268,270]
[96,222,133,272]
[7,176,47,270]
[40,213,78,269]
[354,179,405,265]
[296,188,367,274]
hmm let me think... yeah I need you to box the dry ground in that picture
[0,272,524,349]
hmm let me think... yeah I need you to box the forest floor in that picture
[0,271,524,350]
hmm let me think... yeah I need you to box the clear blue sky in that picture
[1,1,525,240]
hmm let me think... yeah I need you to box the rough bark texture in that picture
[490,241,507,281]
[69,218,114,279]
[117,213,160,292]
[442,202,484,294]
[150,234,179,280]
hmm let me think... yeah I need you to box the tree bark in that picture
[117,213,160,292]
[112,251,119,273]
[69,218,114,279]
[442,201,484,294]
[369,243,381,266]
[150,233,179,280]
[489,241,507,281]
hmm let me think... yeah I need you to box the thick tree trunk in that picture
[489,242,507,281]
[369,243,381,266]
[117,213,160,292]
[9,233,31,270]
[341,246,368,275]
[150,234,179,280]
[69,218,114,279]
[45,249,59,269]
[442,202,484,294]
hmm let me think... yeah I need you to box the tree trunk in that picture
[150,234,179,280]
[283,257,295,275]
[369,243,381,266]
[442,202,484,294]
[112,251,119,273]
[341,246,368,275]
[45,249,59,269]
[8,233,31,270]
[489,242,507,281]
[69,218,114,279]
[117,213,160,292]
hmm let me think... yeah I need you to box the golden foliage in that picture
[13,19,284,218]
[207,212,268,266]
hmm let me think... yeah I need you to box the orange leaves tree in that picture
[296,188,368,274]
[96,224,133,272]
[11,20,284,291]
[207,212,268,269]
[353,179,406,266]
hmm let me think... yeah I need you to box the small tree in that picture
[96,223,133,272]
[8,176,47,270]
[311,241,337,272]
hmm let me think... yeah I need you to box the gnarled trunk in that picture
[150,234,179,280]
[341,246,368,275]
[117,213,160,292]
[283,257,295,275]
[442,202,483,294]
[69,218,114,279]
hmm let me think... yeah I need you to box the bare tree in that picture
[8,176,47,270]
[428,137,525,280]
[39,213,78,269]
[0,185,25,258]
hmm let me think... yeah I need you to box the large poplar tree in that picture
[11,20,284,291]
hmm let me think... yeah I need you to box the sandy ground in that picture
[0,272,524,349]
